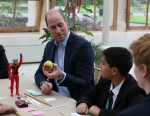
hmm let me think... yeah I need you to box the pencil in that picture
[24,92,52,107]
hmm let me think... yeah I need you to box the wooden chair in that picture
[94,67,101,85]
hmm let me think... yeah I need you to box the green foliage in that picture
[39,1,94,43]
[39,28,51,44]
[39,1,102,64]
[90,40,102,65]
[130,16,150,24]
[81,5,93,13]
[131,0,147,6]
[0,1,28,27]
[96,0,103,9]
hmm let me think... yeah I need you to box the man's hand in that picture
[42,63,63,79]
[0,104,17,114]
[40,82,53,95]
[76,103,89,115]
[89,105,100,116]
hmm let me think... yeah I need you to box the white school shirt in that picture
[106,79,125,109]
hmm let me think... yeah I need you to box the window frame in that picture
[92,0,118,31]
[111,0,118,30]
[0,0,44,33]
[126,0,150,30]
[50,0,118,31]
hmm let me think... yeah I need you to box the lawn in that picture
[130,16,150,24]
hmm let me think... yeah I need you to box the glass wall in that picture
[0,0,43,32]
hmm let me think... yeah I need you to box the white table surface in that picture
[0,75,79,116]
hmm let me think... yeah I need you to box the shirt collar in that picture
[54,31,70,47]
[110,79,125,96]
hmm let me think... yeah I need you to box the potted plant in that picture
[90,40,102,68]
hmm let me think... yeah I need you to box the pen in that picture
[44,105,68,111]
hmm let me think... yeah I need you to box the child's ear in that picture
[141,64,148,79]
[112,67,117,75]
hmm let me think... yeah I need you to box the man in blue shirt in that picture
[34,8,95,100]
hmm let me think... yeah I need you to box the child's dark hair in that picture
[102,47,133,76]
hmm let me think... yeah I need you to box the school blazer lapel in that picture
[113,76,129,108]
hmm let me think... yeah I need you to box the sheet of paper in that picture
[27,89,42,96]
[31,111,44,116]
[71,112,81,116]
[20,107,35,112]
[44,97,56,102]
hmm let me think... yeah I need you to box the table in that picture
[0,75,79,116]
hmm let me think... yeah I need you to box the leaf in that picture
[83,31,93,36]
[82,5,93,13]
[83,14,92,18]
[43,28,48,31]
[39,34,47,40]
[42,40,48,44]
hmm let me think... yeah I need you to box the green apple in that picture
[43,60,53,71]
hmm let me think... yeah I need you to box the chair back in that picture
[94,67,101,85]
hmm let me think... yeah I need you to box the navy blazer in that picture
[0,45,9,79]
[35,32,95,100]
[118,94,150,116]
[77,74,146,116]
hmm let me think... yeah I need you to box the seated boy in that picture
[76,47,146,116]
[117,34,150,116]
